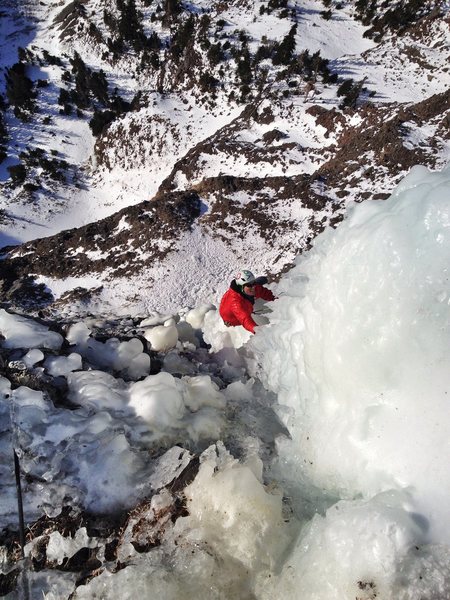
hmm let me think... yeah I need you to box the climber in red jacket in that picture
[219,269,275,334]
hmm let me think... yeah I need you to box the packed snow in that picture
[1,163,450,598]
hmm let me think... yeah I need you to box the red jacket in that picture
[219,281,275,333]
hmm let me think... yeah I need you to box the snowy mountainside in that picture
[0,164,449,598]
[0,0,450,313]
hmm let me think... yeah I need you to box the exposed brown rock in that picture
[1,191,201,285]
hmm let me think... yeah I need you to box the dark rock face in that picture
[1,191,201,287]
[0,276,54,309]
[196,173,335,248]
[155,88,450,211]
[307,90,450,201]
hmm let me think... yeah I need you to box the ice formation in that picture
[66,321,150,378]
[128,372,226,442]
[0,309,63,349]
[143,323,178,352]
[249,163,450,595]
[72,154,450,600]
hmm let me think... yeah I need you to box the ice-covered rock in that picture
[185,303,215,330]
[148,446,193,491]
[67,370,128,412]
[144,324,178,352]
[175,320,198,345]
[139,313,176,327]
[183,376,226,412]
[67,323,150,379]
[129,372,185,429]
[0,309,63,350]
[45,528,98,566]
[66,322,91,345]
[162,350,197,375]
[128,372,226,442]
[22,348,45,368]
[174,442,288,571]
[44,353,82,377]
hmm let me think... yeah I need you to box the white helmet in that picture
[236,269,256,286]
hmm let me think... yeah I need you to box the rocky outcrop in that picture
[1,191,201,285]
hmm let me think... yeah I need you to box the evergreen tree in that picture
[42,50,63,66]
[381,0,424,32]
[118,0,147,50]
[7,163,26,184]
[162,0,182,27]
[148,31,161,51]
[5,63,36,118]
[71,51,87,76]
[295,49,311,78]
[171,15,195,58]
[89,109,116,136]
[207,42,225,66]
[103,9,117,30]
[145,51,161,69]
[268,0,288,10]
[382,7,403,30]
[336,78,353,98]
[70,52,90,108]
[272,24,297,66]
[70,53,111,109]
[58,88,71,105]
[338,77,367,109]
[355,0,376,25]
[199,14,211,39]
[311,50,322,82]
[61,102,72,115]
[237,45,252,85]
[89,70,109,104]
[109,90,131,114]
[198,72,218,93]
[74,74,90,108]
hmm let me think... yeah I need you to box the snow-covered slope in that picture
[1,1,449,315]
